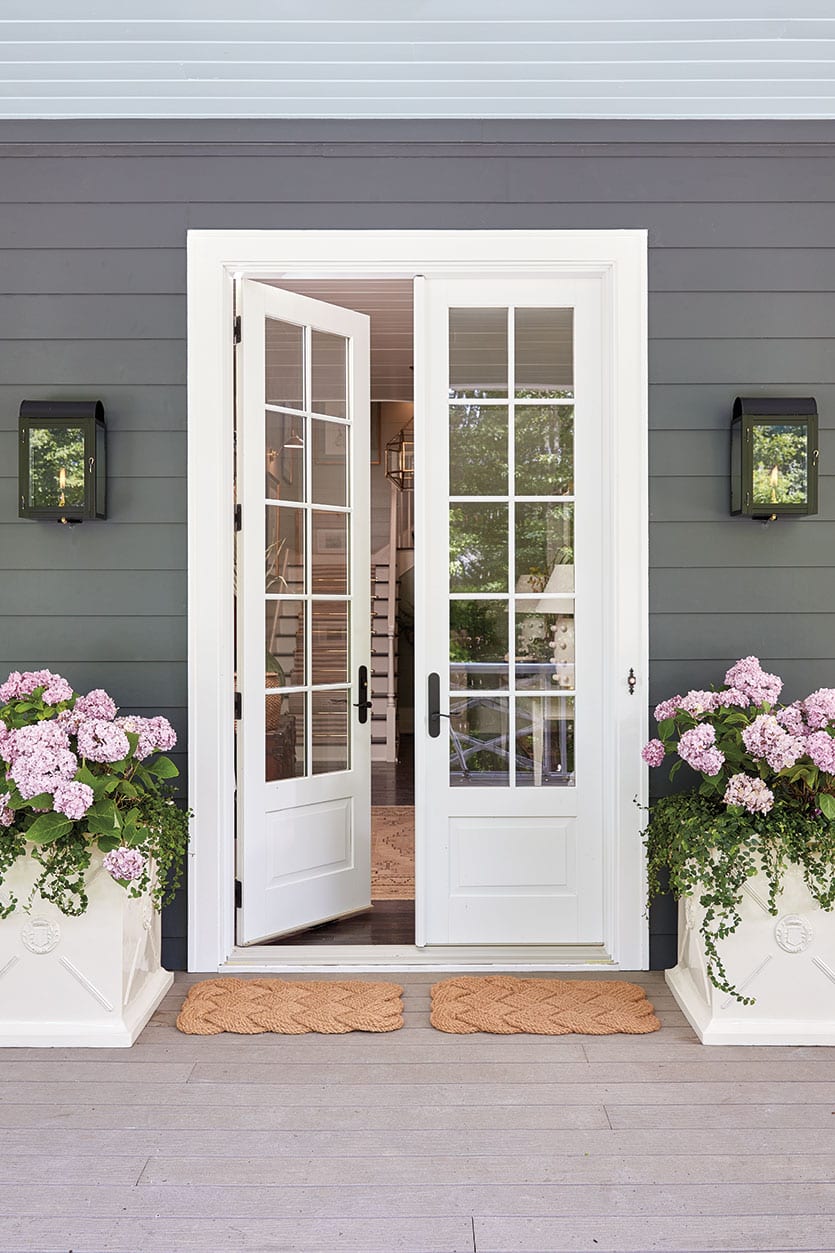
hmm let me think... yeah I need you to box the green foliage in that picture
[0,678,190,920]
[644,793,835,1003]
[751,425,807,506]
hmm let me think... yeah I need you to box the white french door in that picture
[236,280,371,945]
[416,276,606,946]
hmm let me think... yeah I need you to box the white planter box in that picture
[667,862,835,1045]
[0,848,173,1047]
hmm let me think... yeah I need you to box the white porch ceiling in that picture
[3,3,835,119]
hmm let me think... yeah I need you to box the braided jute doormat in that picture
[430,976,661,1035]
[176,978,404,1035]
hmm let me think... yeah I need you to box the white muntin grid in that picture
[263,319,353,778]
[446,305,576,789]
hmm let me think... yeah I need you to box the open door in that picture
[236,279,371,944]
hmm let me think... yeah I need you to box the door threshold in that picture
[223,942,616,972]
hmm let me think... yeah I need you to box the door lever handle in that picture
[427,672,450,738]
[353,665,372,724]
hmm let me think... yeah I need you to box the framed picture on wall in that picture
[370,402,382,464]
[313,421,348,465]
[314,525,348,555]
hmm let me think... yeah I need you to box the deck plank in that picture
[0,970,833,1253]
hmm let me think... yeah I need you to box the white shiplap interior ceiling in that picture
[3,2,835,119]
[265,279,414,401]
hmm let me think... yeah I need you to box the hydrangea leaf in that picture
[146,755,179,780]
[25,811,72,845]
[818,794,835,821]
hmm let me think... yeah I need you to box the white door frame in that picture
[187,229,648,973]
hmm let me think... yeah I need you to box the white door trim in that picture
[187,229,648,973]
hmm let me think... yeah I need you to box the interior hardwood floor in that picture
[1,971,834,1253]
[371,734,415,806]
[269,898,415,946]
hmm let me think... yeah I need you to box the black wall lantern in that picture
[18,401,106,524]
[731,396,818,520]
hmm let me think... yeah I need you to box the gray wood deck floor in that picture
[1,970,834,1253]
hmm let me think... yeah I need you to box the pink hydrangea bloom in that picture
[803,688,835,731]
[74,689,118,723]
[116,715,177,760]
[0,669,67,703]
[742,714,804,771]
[641,739,666,767]
[0,720,11,763]
[7,721,70,762]
[677,690,718,716]
[777,702,808,736]
[76,719,130,765]
[0,793,13,827]
[654,696,682,723]
[42,676,74,706]
[0,672,23,703]
[10,746,78,800]
[678,724,725,776]
[723,656,782,706]
[103,847,146,882]
[716,688,750,709]
[52,781,94,821]
[724,773,774,815]
[806,731,835,774]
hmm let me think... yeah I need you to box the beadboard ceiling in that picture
[266,278,414,401]
[3,3,835,119]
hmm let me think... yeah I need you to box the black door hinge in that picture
[234,878,242,909]
[235,503,242,532]
[233,315,242,345]
[234,692,242,720]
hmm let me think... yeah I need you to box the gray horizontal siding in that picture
[2,120,835,971]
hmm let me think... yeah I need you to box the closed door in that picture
[416,276,606,945]
[236,279,371,945]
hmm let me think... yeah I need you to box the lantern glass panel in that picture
[752,421,809,509]
[29,426,85,510]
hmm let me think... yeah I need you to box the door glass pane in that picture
[266,411,305,503]
[266,506,305,595]
[449,696,510,787]
[445,300,579,791]
[311,419,349,507]
[449,308,508,398]
[515,308,573,399]
[266,691,305,782]
[516,601,575,691]
[265,600,305,687]
[312,689,349,775]
[516,697,575,787]
[449,503,508,592]
[450,600,509,691]
[515,405,574,496]
[449,405,508,496]
[311,330,347,418]
[312,600,349,686]
[311,511,348,594]
[265,318,304,410]
[515,504,574,594]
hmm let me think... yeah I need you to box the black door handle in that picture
[353,665,372,724]
[428,672,450,738]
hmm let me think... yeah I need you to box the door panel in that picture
[237,280,371,945]
[417,277,604,945]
